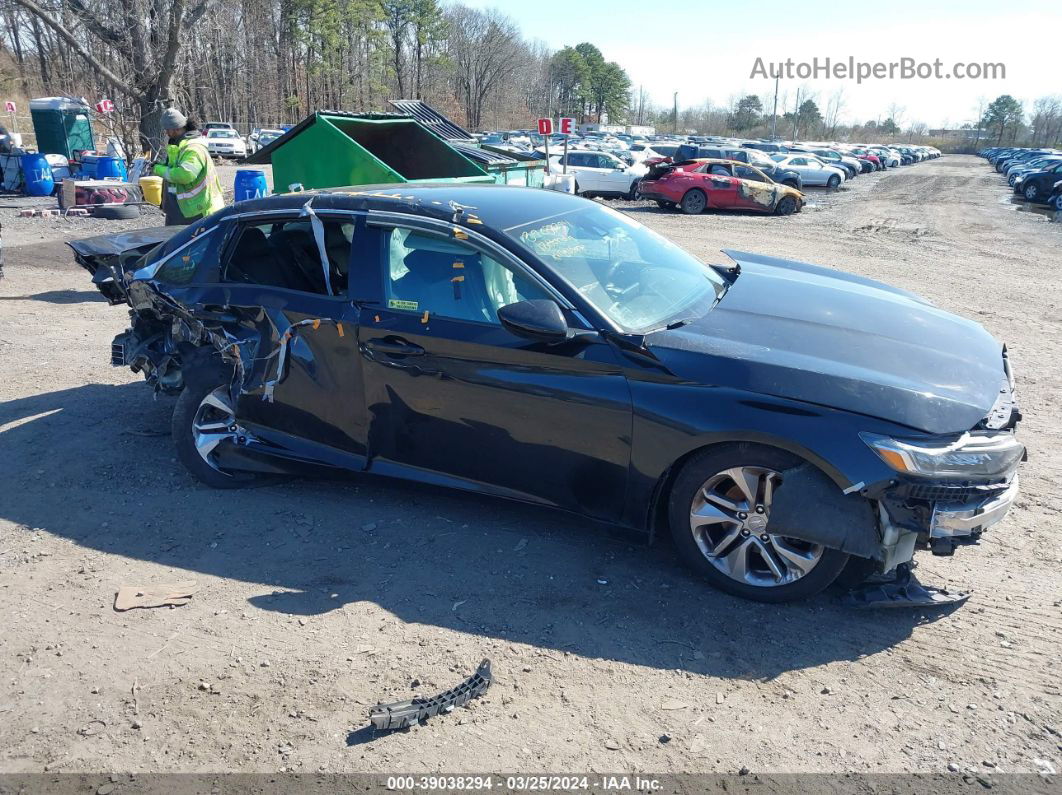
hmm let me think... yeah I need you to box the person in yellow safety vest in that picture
[154,108,225,226]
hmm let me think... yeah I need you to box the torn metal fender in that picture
[69,227,180,304]
[769,462,882,560]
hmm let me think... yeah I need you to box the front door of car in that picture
[356,219,633,521]
[595,155,627,193]
[215,212,369,459]
[787,157,817,183]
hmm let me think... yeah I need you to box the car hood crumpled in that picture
[644,250,1004,435]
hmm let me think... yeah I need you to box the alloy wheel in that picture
[688,466,824,588]
[191,387,240,472]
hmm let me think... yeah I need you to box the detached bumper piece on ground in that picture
[842,563,970,609]
[369,659,493,730]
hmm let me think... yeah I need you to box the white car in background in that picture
[206,129,247,158]
[626,142,669,163]
[549,149,646,198]
[770,153,847,188]
[248,128,285,154]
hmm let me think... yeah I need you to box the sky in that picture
[462,0,1058,128]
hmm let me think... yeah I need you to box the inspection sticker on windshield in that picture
[388,299,418,311]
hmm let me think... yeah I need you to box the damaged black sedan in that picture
[71,185,1024,603]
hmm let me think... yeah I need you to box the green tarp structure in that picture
[244,111,494,192]
[30,97,95,160]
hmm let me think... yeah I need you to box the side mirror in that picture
[498,299,571,344]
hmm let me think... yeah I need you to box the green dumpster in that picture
[479,145,546,187]
[245,111,493,192]
[30,97,95,159]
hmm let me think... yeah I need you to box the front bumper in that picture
[930,477,1019,539]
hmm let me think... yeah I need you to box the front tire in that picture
[172,379,269,489]
[667,445,850,602]
[827,174,841,189]
[679,189,707,215]
[1024,183,1040,202]
[775,196,797,215]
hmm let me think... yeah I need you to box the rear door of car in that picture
[213,210,370,460]
[698,163,739,208]
[354,213,633,521]
[564,153,599,191]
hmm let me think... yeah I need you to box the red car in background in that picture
[638,158,805,216]
[846,148,882,171]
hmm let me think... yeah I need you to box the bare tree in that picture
[10,0,211,151]
[445,4,520,130]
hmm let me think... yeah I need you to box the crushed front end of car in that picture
[861,349,1024,561]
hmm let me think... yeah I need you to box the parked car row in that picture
[632,138,939,217]
[979,146,1062,210]
[504,134,939,214]
[199,122,291,159]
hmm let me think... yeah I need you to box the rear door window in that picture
[222,217,355,295]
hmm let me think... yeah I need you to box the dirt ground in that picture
[0,157,1060,777]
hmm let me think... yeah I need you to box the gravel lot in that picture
[0,157,1059,777]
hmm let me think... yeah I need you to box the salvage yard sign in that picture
[539,118,553,173]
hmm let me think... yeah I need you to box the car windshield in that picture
[504,202,726,332]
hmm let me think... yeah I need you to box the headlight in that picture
[860,432,1024,479]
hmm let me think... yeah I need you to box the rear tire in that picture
[93,204,142,220]
[667,444,850,603]
[679,189,707,215]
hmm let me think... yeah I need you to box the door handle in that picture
[364,338,425,357]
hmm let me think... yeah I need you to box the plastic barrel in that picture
[21,153,54,196]
[80,154,98,179]
[234,169,268,202]
[139,176,163,207]
[95,156,126,180]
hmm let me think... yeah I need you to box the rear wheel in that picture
[679,189,707,215]
[827,174,841,189]
[172,379,273,489]
[668,445,850,602]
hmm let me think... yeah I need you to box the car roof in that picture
[224,183,614,233]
